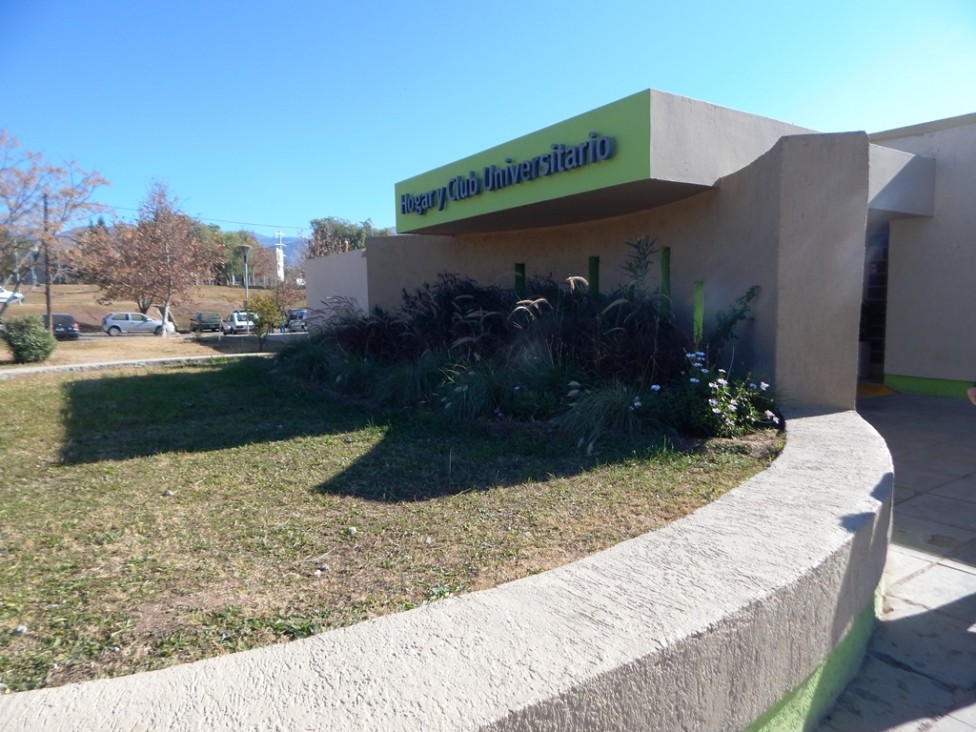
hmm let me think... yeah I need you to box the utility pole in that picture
[43,193,52,335]
[239,244,251,333]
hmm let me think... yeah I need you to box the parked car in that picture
[0,286,25,304]
[285,308,309,332]
[44,313,81,340]
[102,311,174,336]
[222,309,256,334]
[190,311,222,333]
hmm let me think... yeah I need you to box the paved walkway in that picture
[817,392,976,732]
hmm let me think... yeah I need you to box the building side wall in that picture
[874,122,976,383]
[305,249,369,314]
[774,133,869,410]
[366,235,461,312]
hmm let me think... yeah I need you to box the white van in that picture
[222,309,256,334]
[285,308,309,332]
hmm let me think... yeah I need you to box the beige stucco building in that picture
[307,90,973,409]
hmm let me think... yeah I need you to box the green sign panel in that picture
[395,90,652,233]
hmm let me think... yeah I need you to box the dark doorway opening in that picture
[860,223,889,380]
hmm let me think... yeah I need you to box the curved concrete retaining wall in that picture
[0,409,892,731]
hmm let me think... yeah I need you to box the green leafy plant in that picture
[246,292,284,351]
[704,285,759,356]
[2,314,56,363]
[639,351,780,438]
[620,234,658,295]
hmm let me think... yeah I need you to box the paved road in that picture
[817,393,976,732]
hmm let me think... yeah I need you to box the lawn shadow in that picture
[58,358,612,499]
[312,420,603,501]
[58,358,372,464]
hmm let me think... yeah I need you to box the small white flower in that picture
[708,399,718,406]
[760,382,770,391]
[749,382,757,389]
[718,369,726,374]
[717,378,728,386]
[689,377,700,384]
[650,384,661,391]
[700,368,709,374]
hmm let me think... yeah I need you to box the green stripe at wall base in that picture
[744,598,876,732]
[884,374,972,400]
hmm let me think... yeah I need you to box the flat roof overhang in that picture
[403,178,711,236]
[394,90,812,237]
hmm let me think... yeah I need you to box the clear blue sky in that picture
[2,0,974,239]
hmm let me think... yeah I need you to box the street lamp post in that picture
[239,244,252,334]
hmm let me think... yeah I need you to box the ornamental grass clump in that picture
[274,235,781,448]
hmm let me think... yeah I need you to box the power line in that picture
[105,205,306,233]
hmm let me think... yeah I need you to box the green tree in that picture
[246,292,281,352]
[2,313,56,363]
[305,217,391,258]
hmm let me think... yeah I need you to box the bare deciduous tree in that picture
[83,183,222,335]
[0,129,109,320]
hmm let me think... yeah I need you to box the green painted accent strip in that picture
[745,599,876,732]
[693,280,704,343]
[395,91,652,233]
[884,373,972,400]
[514,263,525,298]
[660,246,671,321]
[588,256,600,297]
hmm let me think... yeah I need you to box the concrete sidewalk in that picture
[817,393,976,732]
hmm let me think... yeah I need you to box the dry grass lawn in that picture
[0,358,782,693]
[0,284,784,693]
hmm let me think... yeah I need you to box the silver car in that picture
[0,286,24,304]
[102,311,173,336]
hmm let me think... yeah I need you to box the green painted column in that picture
[514,262,526,298]
[693,280,704,344]
[660,247,671,321]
